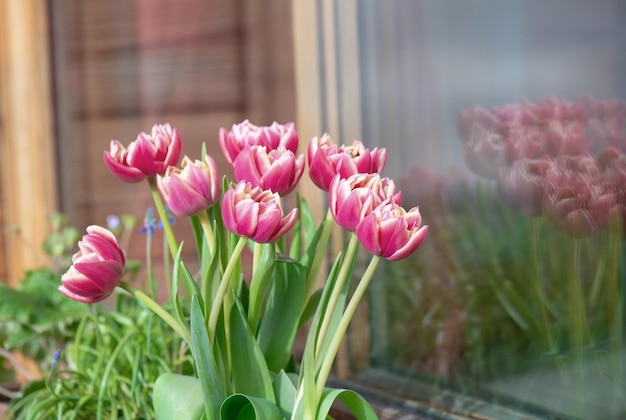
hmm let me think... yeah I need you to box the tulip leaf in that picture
[298,197,318,256]
[190,295,226,420]
[272,370,298,419]
[316,388,378,420]
[203,221,223,315]
[153,373,204,420]
[220,394,283,420]
[230,294,275,402]
[257,256,306,373]
[171,244,188,327]
[189,214,204,262]
[298,288,323,329]
[247,243,275,333]
[181,260,202,304]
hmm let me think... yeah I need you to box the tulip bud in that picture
[219,120,299,166]
[104,123,182,182]
[158,154,221,217]
[307,134,387,191]
[221,181,298,243]
[58,226,126,303]
[356,202,428,261]
[233,145,305,196]
[329,173,400,231]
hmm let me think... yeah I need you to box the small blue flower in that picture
[141,207,158,235]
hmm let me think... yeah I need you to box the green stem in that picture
[315,255,381,398]
[305,209,335,301]
[197,210,215,256]
[147,176,178,259]
[530,219,556,352]
[208,235,247,343]
[145,229,157,299]
[314,233,359,358]
[569,239,588,365]
[119,281,191,344]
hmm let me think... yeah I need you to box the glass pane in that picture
[350,1,626,418]
[51,0,294,279]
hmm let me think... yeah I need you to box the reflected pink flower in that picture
[307,134,387,191]
[221,181,297,243]
[462,136,505,180]
[157,154,221,217]
[497,157,555,217]
[233,145,304,196]
[543,157,615,237]
[59,226,125,303]
[329,173,401,231]
[219,120,298,165]
[356,202,428,261]
[103,123,182,183]
[457,106,503,144]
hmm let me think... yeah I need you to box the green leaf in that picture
[257,257,306,373]
[230,295,275,402]
[298,289,323,329]
[248,243,276,333]
[204,220,224,315]
[190,214,205,261]
[171,244,188,327]
[190,296,226,419]
[220,394,283,420]
[153,373,204,420]
[272,370,297,419]
[298,198,318,257]
[317,388,378,420]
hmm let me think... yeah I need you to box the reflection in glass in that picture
[353,1,626,418]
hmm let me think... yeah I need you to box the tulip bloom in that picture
[158,154,221,217]
[308,134,387,191]
[219,120,299,166]
[104,123,182,182]
[222,181,298,243]
[59,225,126,303]
[233,145,305,196]
[329,173,401,231]
[356,202,428,261]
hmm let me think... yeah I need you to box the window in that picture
[293,1,626,419]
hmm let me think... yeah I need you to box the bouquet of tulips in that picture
[57,120,428,419]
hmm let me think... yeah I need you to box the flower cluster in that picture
[58,119,427,419]
[458,96,626,237]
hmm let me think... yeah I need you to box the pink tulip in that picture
[307,134,387,191]
[221,181,298,243]
[329,173,401,231]
[58,226,125,303]
[233,145,305,196]
[219,120,299,166]
[104,123,182,182]
[356,202,428,261]
[157,154,221,217]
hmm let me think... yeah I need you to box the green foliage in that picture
[9,295,190,419]
[0,268,87,365]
